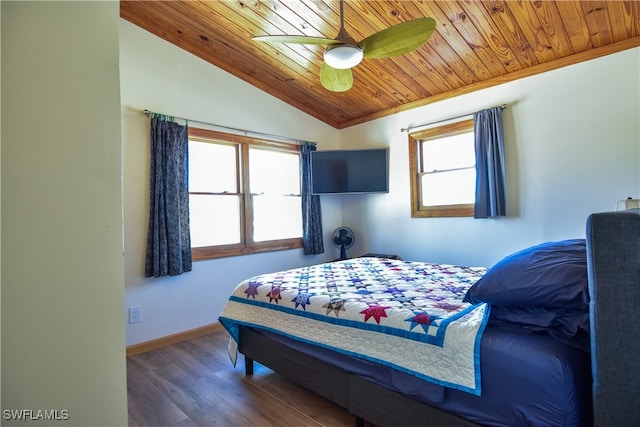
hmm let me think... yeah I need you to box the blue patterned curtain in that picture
[473,107,507,218]
[145,114,192,277]
[300,142,324,254]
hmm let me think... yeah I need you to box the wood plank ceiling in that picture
[120,1,640,129]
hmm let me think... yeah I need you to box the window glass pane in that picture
[189,194,241,246]
[250,148,300,195]
[422,133,475,172]
[421,168,476,206]
[189,141,237,193]
[253,195,302,242]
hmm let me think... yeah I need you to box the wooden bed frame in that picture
[237,210,640,427]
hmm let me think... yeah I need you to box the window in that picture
[188,128,303,260]
[409,119,475,218]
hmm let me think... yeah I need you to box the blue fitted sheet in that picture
[259,326,592,427]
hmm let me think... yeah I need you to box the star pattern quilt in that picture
[219,257,490,394]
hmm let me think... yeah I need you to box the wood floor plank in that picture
[147,367,257,426]
[214,369,330,427]
[128,346,176,373]
[255,372,355,426]
[127,361,195,426]
[160,343,227,378]
[127,329,364,426]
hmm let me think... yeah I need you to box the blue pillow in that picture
[488,306,590,351]
[463,239,589,310]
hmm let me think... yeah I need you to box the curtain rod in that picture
[400,104,507,133]
[143,109,315,146]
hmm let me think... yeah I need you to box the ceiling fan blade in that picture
[360,18,436,59]
[253,35,342,45]
[320,63,353,92]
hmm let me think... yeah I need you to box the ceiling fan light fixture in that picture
[324,45,363,69]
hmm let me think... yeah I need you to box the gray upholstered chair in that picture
[586,209,640,426]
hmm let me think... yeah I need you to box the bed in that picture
[218,210,640,426]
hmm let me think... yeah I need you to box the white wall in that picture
[120,20,342,346]
[2,2,127,425]
[340,48,640,267]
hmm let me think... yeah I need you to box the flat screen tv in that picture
[311,148,389,195]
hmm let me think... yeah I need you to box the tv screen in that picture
[311,148,389,195]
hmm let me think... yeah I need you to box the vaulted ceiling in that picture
[120,1,640,129]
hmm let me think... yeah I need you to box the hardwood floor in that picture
[127,328,362,426]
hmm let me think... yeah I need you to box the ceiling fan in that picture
[252,0,436,92]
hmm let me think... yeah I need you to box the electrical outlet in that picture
[129,305,142,324]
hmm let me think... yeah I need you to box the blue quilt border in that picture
[219,308,490,396]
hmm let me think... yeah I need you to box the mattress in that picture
[258,325,592,427]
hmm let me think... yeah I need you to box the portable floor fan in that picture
[332,226,355,260]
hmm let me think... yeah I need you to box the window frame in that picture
[188,127,303,261]
[408,118,475,218]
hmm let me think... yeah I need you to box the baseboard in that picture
[126,322,225,357]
